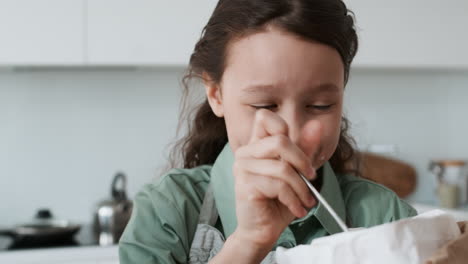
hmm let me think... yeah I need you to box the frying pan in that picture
[0,209,81,249]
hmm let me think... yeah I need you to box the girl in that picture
[119,0,417,263]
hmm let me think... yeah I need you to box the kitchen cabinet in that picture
[0,0,467,68]
[86,0,468,68]
[0,0,84,65]
[345,0,468,68]
[0,0,218,66]
[86,0,218,65]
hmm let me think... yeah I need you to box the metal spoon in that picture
[298,172,349,232]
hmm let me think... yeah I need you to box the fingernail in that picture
[308,167,316,180]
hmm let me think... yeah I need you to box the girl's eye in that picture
[251,104,277,110]
[251,104,333,111]
[309,104,333,111]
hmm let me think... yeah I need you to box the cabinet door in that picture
[0,0,84,65]
[86,0,218,66]
[345,0,468,68]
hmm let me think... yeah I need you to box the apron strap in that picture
[198,184,219,226]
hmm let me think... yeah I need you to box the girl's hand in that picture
[231,109,322,250]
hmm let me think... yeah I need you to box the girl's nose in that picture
[279,110,304,148]
[288,122,302,148]
[285,116,323,158]
[299,120,323,158]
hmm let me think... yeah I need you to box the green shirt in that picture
[119,143,417,263]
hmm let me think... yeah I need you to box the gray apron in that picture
[188,184,277,264]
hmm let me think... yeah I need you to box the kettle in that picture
[93,172,133,246]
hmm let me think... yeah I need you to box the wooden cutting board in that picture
[351,152,417,198]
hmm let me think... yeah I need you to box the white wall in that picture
[1,67,467,226]
[345,68,468,204]
[0,68,187,226]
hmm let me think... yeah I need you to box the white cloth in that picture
[276,210,461,264]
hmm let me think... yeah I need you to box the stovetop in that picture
[0,224,99,251]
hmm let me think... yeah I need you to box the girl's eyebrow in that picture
[241,84,276,95]
[306,83,342,96]
[239,84,280,101]
[241,83,341,95]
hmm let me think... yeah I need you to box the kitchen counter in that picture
[410,202,468,222]
[0,223,119,263]
[0,245,119,264]
[1,203,465,264]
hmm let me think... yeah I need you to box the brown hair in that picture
[169,0,360,176]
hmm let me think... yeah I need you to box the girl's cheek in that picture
[311,126,341,168]
[314,104,343,162]
[224,111,256,152]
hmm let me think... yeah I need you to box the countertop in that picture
[410,202,468,222]
[1,203,466,264]
[0,245,119,264]
[0,224,119,263]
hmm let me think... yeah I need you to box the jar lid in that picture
[433,160,466,166]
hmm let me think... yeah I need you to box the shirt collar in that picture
[210,143,347,242]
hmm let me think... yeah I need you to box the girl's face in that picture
[206,27,344,169]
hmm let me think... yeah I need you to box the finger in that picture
[236,158,316,208]
[236,135,316,180]
[251,174,308,219]
[249,109,288,143]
